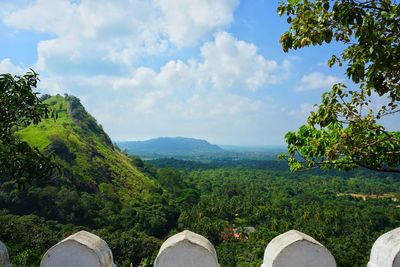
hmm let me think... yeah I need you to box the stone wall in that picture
[1,227,400,266]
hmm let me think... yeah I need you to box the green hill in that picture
[17,94,158,200]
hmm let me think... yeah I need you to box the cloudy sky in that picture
[0,0,370,145]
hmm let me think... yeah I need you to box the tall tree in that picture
[278,0,400,173]
[0,71,56,188]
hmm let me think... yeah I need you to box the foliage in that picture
[0,71,56,188]
[278,0,400,172]
[177,163,400,267]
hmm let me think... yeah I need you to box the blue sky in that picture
[1,0,391,146]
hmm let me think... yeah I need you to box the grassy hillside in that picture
[18,94,158,201]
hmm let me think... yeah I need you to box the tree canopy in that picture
[278,0,400,173]
[0,71,56,188]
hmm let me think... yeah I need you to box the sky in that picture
[0,0,395,146]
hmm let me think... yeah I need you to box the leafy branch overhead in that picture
[278,0,400,172]
[0,71,57,188]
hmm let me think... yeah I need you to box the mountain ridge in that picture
[117,137,224,156]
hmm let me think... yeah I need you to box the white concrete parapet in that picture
[261,230,337,267]
[154,230,220,267]
[368,227,400,267]
[0,240,11,267]
[40,230,115,267]
[5,228,400,266]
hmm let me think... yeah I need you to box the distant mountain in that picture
[117,137,224,156]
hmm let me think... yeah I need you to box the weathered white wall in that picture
[368,227,400,267]
[154,230,220,267]
[261,230,337,267]
[40,230,115,267]
[0,240,11,267]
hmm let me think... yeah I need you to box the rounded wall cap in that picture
[40,230,115,267]
[0,240,11,267]
[262,229,337,267]
[155,230,220,267]
[368,227,400,267]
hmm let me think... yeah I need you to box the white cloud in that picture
[4,0,165,72]
[95,31,289,127]
[113,32,289,93]
[3,0,239,72]
[0,0,31,17]
[199,32,288,90]
[4,0,79,35]
[155,0,239,47]
[3,1,287,103]
[0,58,25,75]
[296,71,341,91]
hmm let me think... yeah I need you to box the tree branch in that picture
[351,157,400,173]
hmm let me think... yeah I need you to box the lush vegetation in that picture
[278,0,400,172]
[1,93,400,267]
